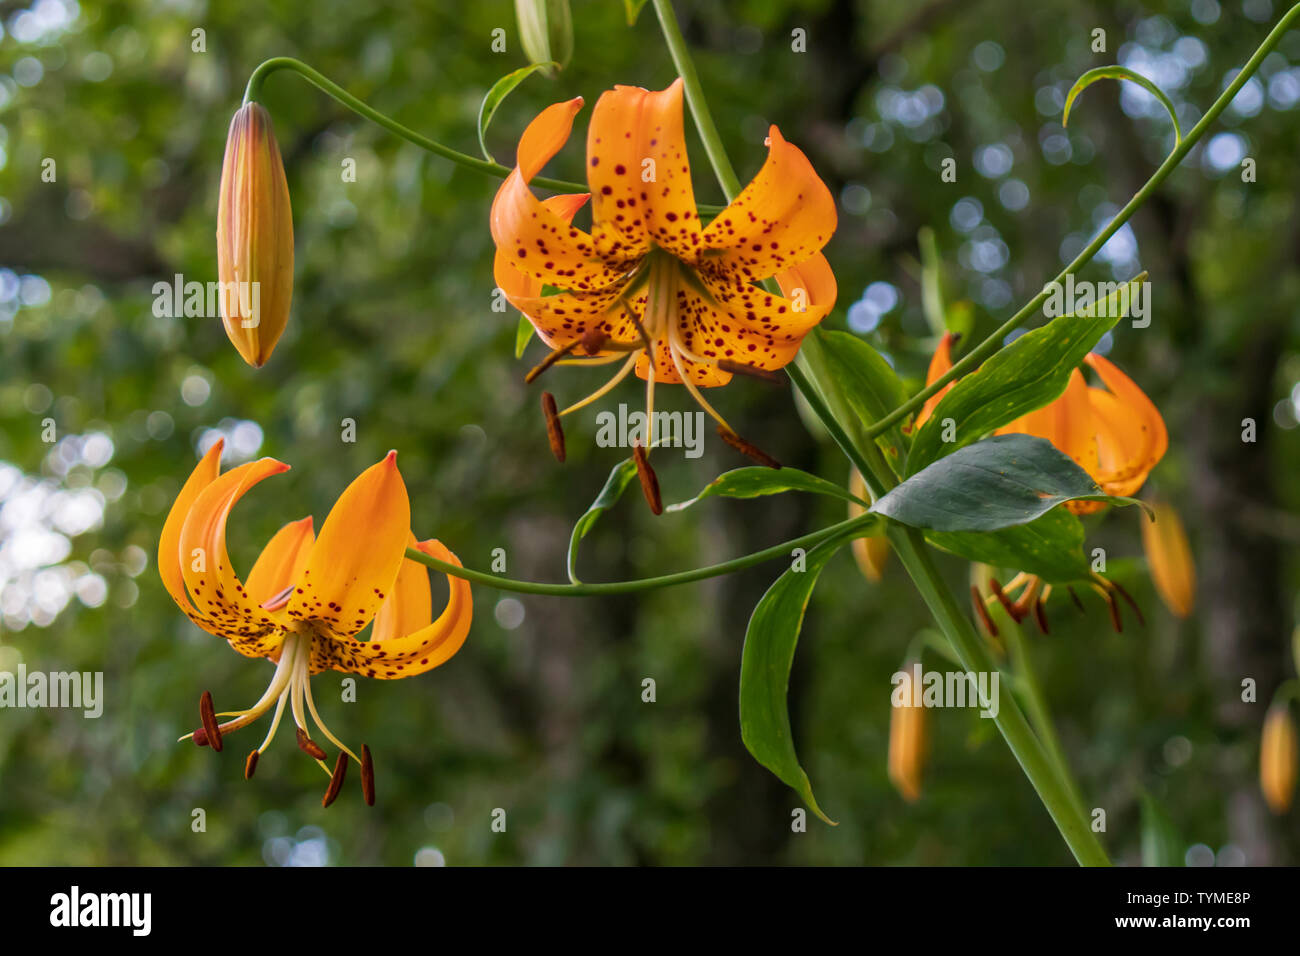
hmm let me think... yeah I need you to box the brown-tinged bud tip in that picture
[296,727,327,761]
[717,427,781,469]
[361,744,376,807]
[199,690,223,752]
[632,443,663,515]
[971,586,999,638]
[322,752,349,808]
[217,102,294,369]
[244,749,260,780]
[542,391,566,462]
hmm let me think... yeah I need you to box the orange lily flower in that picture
[491,80,838,499]
[916,333,1167,514]
[158,440,472,806]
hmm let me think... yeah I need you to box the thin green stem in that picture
[655,0,1109,863]
[404,514,876,597]
[241,56,726,211]
[868,2,1300,438]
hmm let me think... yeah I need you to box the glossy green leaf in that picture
[740,531,859,825]
[805,327,911,467]
[927,510,1091,582]
[514,314,535,359]
[477,62,556,163]
[1064,66,1182,144]
[906,275,1145,475]
[875,434,1150,532]
[665,466,866,513]
[566,457,636,584]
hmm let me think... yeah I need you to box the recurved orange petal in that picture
[1000,368,1099,478]
[245,516,315,607]
[700,125,837,282]
[1140,499,1195,618]
[587,80,701,263]
[309,540,473,679]
[493,192,593,301]
[178,457,292,656]
[1084,352,1167,482]
[286,451,410,639]
[490,97,624,294]
[159,439,225,626]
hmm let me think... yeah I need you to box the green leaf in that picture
[623,0,651,25]
[665,466,866,513]
[566,458,637,584]
[741,532,858,825]
[514,314,535,359]
[806,328,911,466]
[477,62,556,163]
[927,510,1092,582]
[874,434,1150,532]
[1064,66,1182,144]
[906,275,1145,475]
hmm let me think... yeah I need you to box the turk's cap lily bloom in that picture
[490,80,838,495]
[216,102,294,368]
[158,440,472,805]
[917,333,1168,514]
[1139,498,1195,618]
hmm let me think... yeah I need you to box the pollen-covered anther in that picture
[632,442,663,515]
[361,744,376,807]
[322,752,349,808]
[581,328,609,355]
[716,359,785,385]
[717,427,781,469]
[542,391,566,462]
[244,750,260,780]
[525,340,578,384]
[199,691,223,752]
[296,727,327,761]
[971,586,999,638]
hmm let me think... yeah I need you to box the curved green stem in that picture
[654,0,1109,864]
[868,2,1300,438]
[404,513,876,596]
[241,56,724,212]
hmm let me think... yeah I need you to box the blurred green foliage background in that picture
[0,0,1297,865]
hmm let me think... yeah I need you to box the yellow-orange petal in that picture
[1084,352,1167,479]
[178,457,292,656]
[1261,704,1297,814]
[503,283,644,354]
[493,192,592,301]
[915,332,957,429]
[701,125,837,282]
[159,439,225,625]
[1140,499,1195,618]
[286,451,410,638]
[1000,368,1099,477]
[848,469,889,581]
[245,516,315,607]
[587,80,701,263]
[216,102,294,368]
[1088,388,1157,497]
[888,669,928,803]
[369,534,433,644]
[309,540,473,679]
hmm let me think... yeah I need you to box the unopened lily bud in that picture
[1260,703,1297,815]
[216,102,294,368]
[888,664,928,802]
[514,0,573,75]
[848,469,889,581]
[1140,499,1195,618]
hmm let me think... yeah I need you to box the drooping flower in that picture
[921,334,1167,630]
[1140,498,1196,618]
[216,102,294,368]
[917,333,1168,514]
[159,440,472,805]
[1260,703,1297,815]
[491,80,837,507]
[888,664,929,802]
